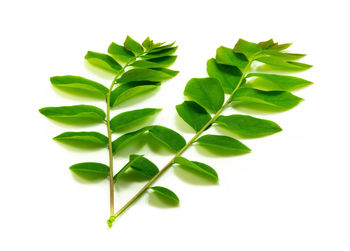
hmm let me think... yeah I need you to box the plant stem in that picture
[109,60,253,224]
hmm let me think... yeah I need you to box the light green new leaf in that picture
[148,125,186,152]
[174,156,218,181]
[110,108,161,132]
[112,127,150,154]
[113,154,144,182]
[124,35,144,55]
[53,131,108,148]
[246,73,312,91]
[50,75,108,98]
[149,186,179,205]
[257,56,312,71]
[85,51,122,73]
[207,58,242,93]
[142,46,178,59]
[128,154,159,179]
[176,101,211,132]
[69,162,109,180]
[108,42,135,62]
[196,135,251,154]
[232,88,303,110]
[110,82,160,107]
[216,46,249,68]
[131,56,177,68]
[215,115,282,138]
[184,78,224,113]
[39,105,106,123]
[233,39,262,60]
[117,68,175,83]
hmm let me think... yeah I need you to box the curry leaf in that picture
[69,162,109,180]
[196,135,251,154]
[149,186,179,204]
[131,56,177,68]
[113,154,144,182]
[174,156,218,181]
[108,42,135,62]
[257,56,312,71]
[142,46,178,59]
[124,35,144,55]
[112,127,151,154]
[216,46,248,68]
[148,126,186,152]
[53,131,108,147]
[176,101,211,132]
[85,51,122,73]
[128,154,159,179]
[233,39,262,60]
[117,68,175,83]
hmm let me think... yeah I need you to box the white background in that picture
[1,0,349,250]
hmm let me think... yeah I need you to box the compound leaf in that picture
[176,101,211,132]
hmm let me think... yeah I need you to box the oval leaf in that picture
[149,186,179,205]
[196,134,251,154]
[112,127,150,154]
[117,68,175,83]
[176,101,211,132]
[69,162,109,180]
[110,108,161,132]
[53,131,108,148]
[148,125,186,152]
[216,46,248,68]
[232,88,303,110]
[39,105,106,124]
[124,35,144,55]
[174,156,218,181]
[108,42,135,62]
[129,154,159,179]
[215,115,282,138]
[85,51,122,73]
[184,78,224,113]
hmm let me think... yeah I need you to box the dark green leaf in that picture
[233,39,262,60]
[69,162,109,180]
[85,51,122,73]
[148,125,186,152]
[128,154,159,179]
[176,101,211,132]
[207,58,242,94]
[39,105,106,123]
[216,46,249,68]
[184,78,224,113]
[131,56,177,68]
[110,108,161,132]
[112,127,150,154]
[108,42,135,62]
[117,68,175,83]
[110,82,160,107]
[50,75,108,98]
[174,156,218,181]
[149,186,179,204]
[215,115,282,138]
[53,131,108,147]
[232,88,303,110]
[124,35,144,55]
[246,73,312,91]
[196,135,251,154]
[256,57,312,71]
[142,46,178,59]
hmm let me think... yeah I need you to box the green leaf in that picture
[113,154,144,182]
[50,75,108,98]
[258,39,276,49]
[148,125,186,152]
[149,186,179,204]
[207,58,242,94]
[246,73,312,91]
[256,56,312,71]
[112,127,150,154]
[269,43,292,51]
[128,154,159,179]
[216,46,249,68]
[110,108,161,132]
[124,35,144,55]
[39,105,106,123]
[149,42,175,52]
[232,88,303,110]
[215,115,282,138]
[53,131,108,147]
[151,68,179,77]
[174,156,218,181]
[184,78,224,113]
[131,56,177,68]
[142,46,178,59]
[69,162,109,180]
[176,101,211,132]
[117,68,175,83]
[196,135,251,154]
[110,82,160,107]
[142,37,153,51]
[261,51,306,61]
[233,39,262,60]
[108,42,135,62]
[85,51,122,73]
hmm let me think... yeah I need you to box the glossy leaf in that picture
[128,154,159,179]
[117,68,175,83]
[50,75,108,97]
[216,46,248,68]
[131,56,177,68]
[246,73,312,91]
[108,42,135,62]
[112,127,150,154]
[124,35,144,55]
[176,101,211,132]
[148,126,186,152]
[69,162,109,180]
[110,108,161,132]
[207,58,242,93]
[196,135,251,153]
[184,78,224,113]
[85,51,122,73]
[113,155,144,182]
[232,88,303,110]
[174,156,218,181]
[149,186,179,204]
[53,131,108,147]
[257,56,312,71]
[215,115,282,138]
[39,105,106,123]
[233,39,262,60]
